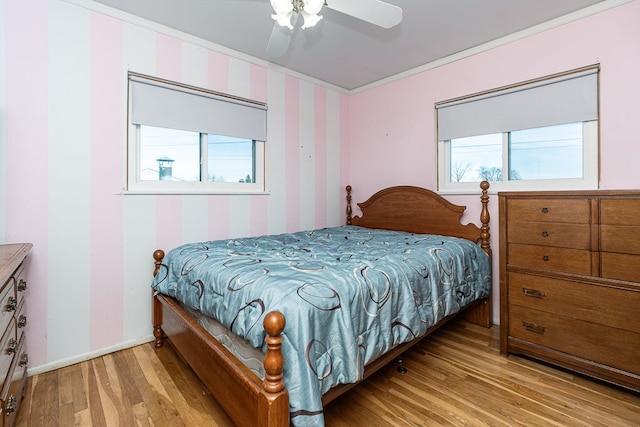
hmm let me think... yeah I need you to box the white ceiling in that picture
[91,0,614,91]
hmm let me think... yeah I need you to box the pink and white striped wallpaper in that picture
[2,0,349,370]
[2,0,639,373]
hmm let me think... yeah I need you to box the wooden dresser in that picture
[499,191,640,391]
[0,244,31,426]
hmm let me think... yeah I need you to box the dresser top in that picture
[0,243,33,285]
[498,189,640,198]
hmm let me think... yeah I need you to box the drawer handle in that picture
[541,207,549,213]
[541,231,549,237]
[522,288,545,298]
[542,255,550,261]
[18,279,27,292]
[6,297,16,312]
[5,395,16,414]
[6,338,17,355]
[523,322,546,334]
[19,353,28,367]
[18,315,27,328]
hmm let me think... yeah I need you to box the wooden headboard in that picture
[346,182,491,255]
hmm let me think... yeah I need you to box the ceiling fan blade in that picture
[326,0,402,29]
[266,13,298,59]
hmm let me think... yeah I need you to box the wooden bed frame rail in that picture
[152,182,492,426]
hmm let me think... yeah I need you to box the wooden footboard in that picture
[153,256,289,426]
[151,182,492,426]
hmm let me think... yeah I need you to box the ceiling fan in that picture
[267,0,403,58]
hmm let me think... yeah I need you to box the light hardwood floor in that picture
[16,318,640,426]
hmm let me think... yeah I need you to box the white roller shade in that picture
[436,67,598,141]
[129,75,267,141]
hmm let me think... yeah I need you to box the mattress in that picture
[182,302,265,379]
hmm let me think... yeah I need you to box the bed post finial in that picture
[263,311,286,394]
[153,249,165,277]
[346,185,353,225]
[479,181,491,256]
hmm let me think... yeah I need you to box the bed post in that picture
[464,181,492,328]
[479,180,491,257]
[260,311,289,426]
[152,249,165,348]
[263,311,286,393]
[346,185,353,225]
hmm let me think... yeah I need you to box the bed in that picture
[151,182,492,426]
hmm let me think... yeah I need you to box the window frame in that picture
[125,73,267,195]
[437,120,598,193]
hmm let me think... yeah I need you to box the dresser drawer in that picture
[601,253,640,282]
[13,263,27,309]
[508,243,592,275]
[16,299,26,336]
[506,198,591,223]
[1,332,26,426]
[508,221,591,249]
[601,199,640,226]
[0,322,17,393]
[509,305,640,376]
[601,225,640,255]
[0,284,15,341]
[508,272,640,333]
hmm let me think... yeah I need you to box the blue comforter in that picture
[152,226,491,426]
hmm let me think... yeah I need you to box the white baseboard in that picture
[26,335,155,377]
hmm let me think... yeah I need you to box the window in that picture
[436,65,599,192]
[127,74,267,193]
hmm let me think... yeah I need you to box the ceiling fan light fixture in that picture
[270,0,295,29]
[300,0,324,29]
[270,0,324,30]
